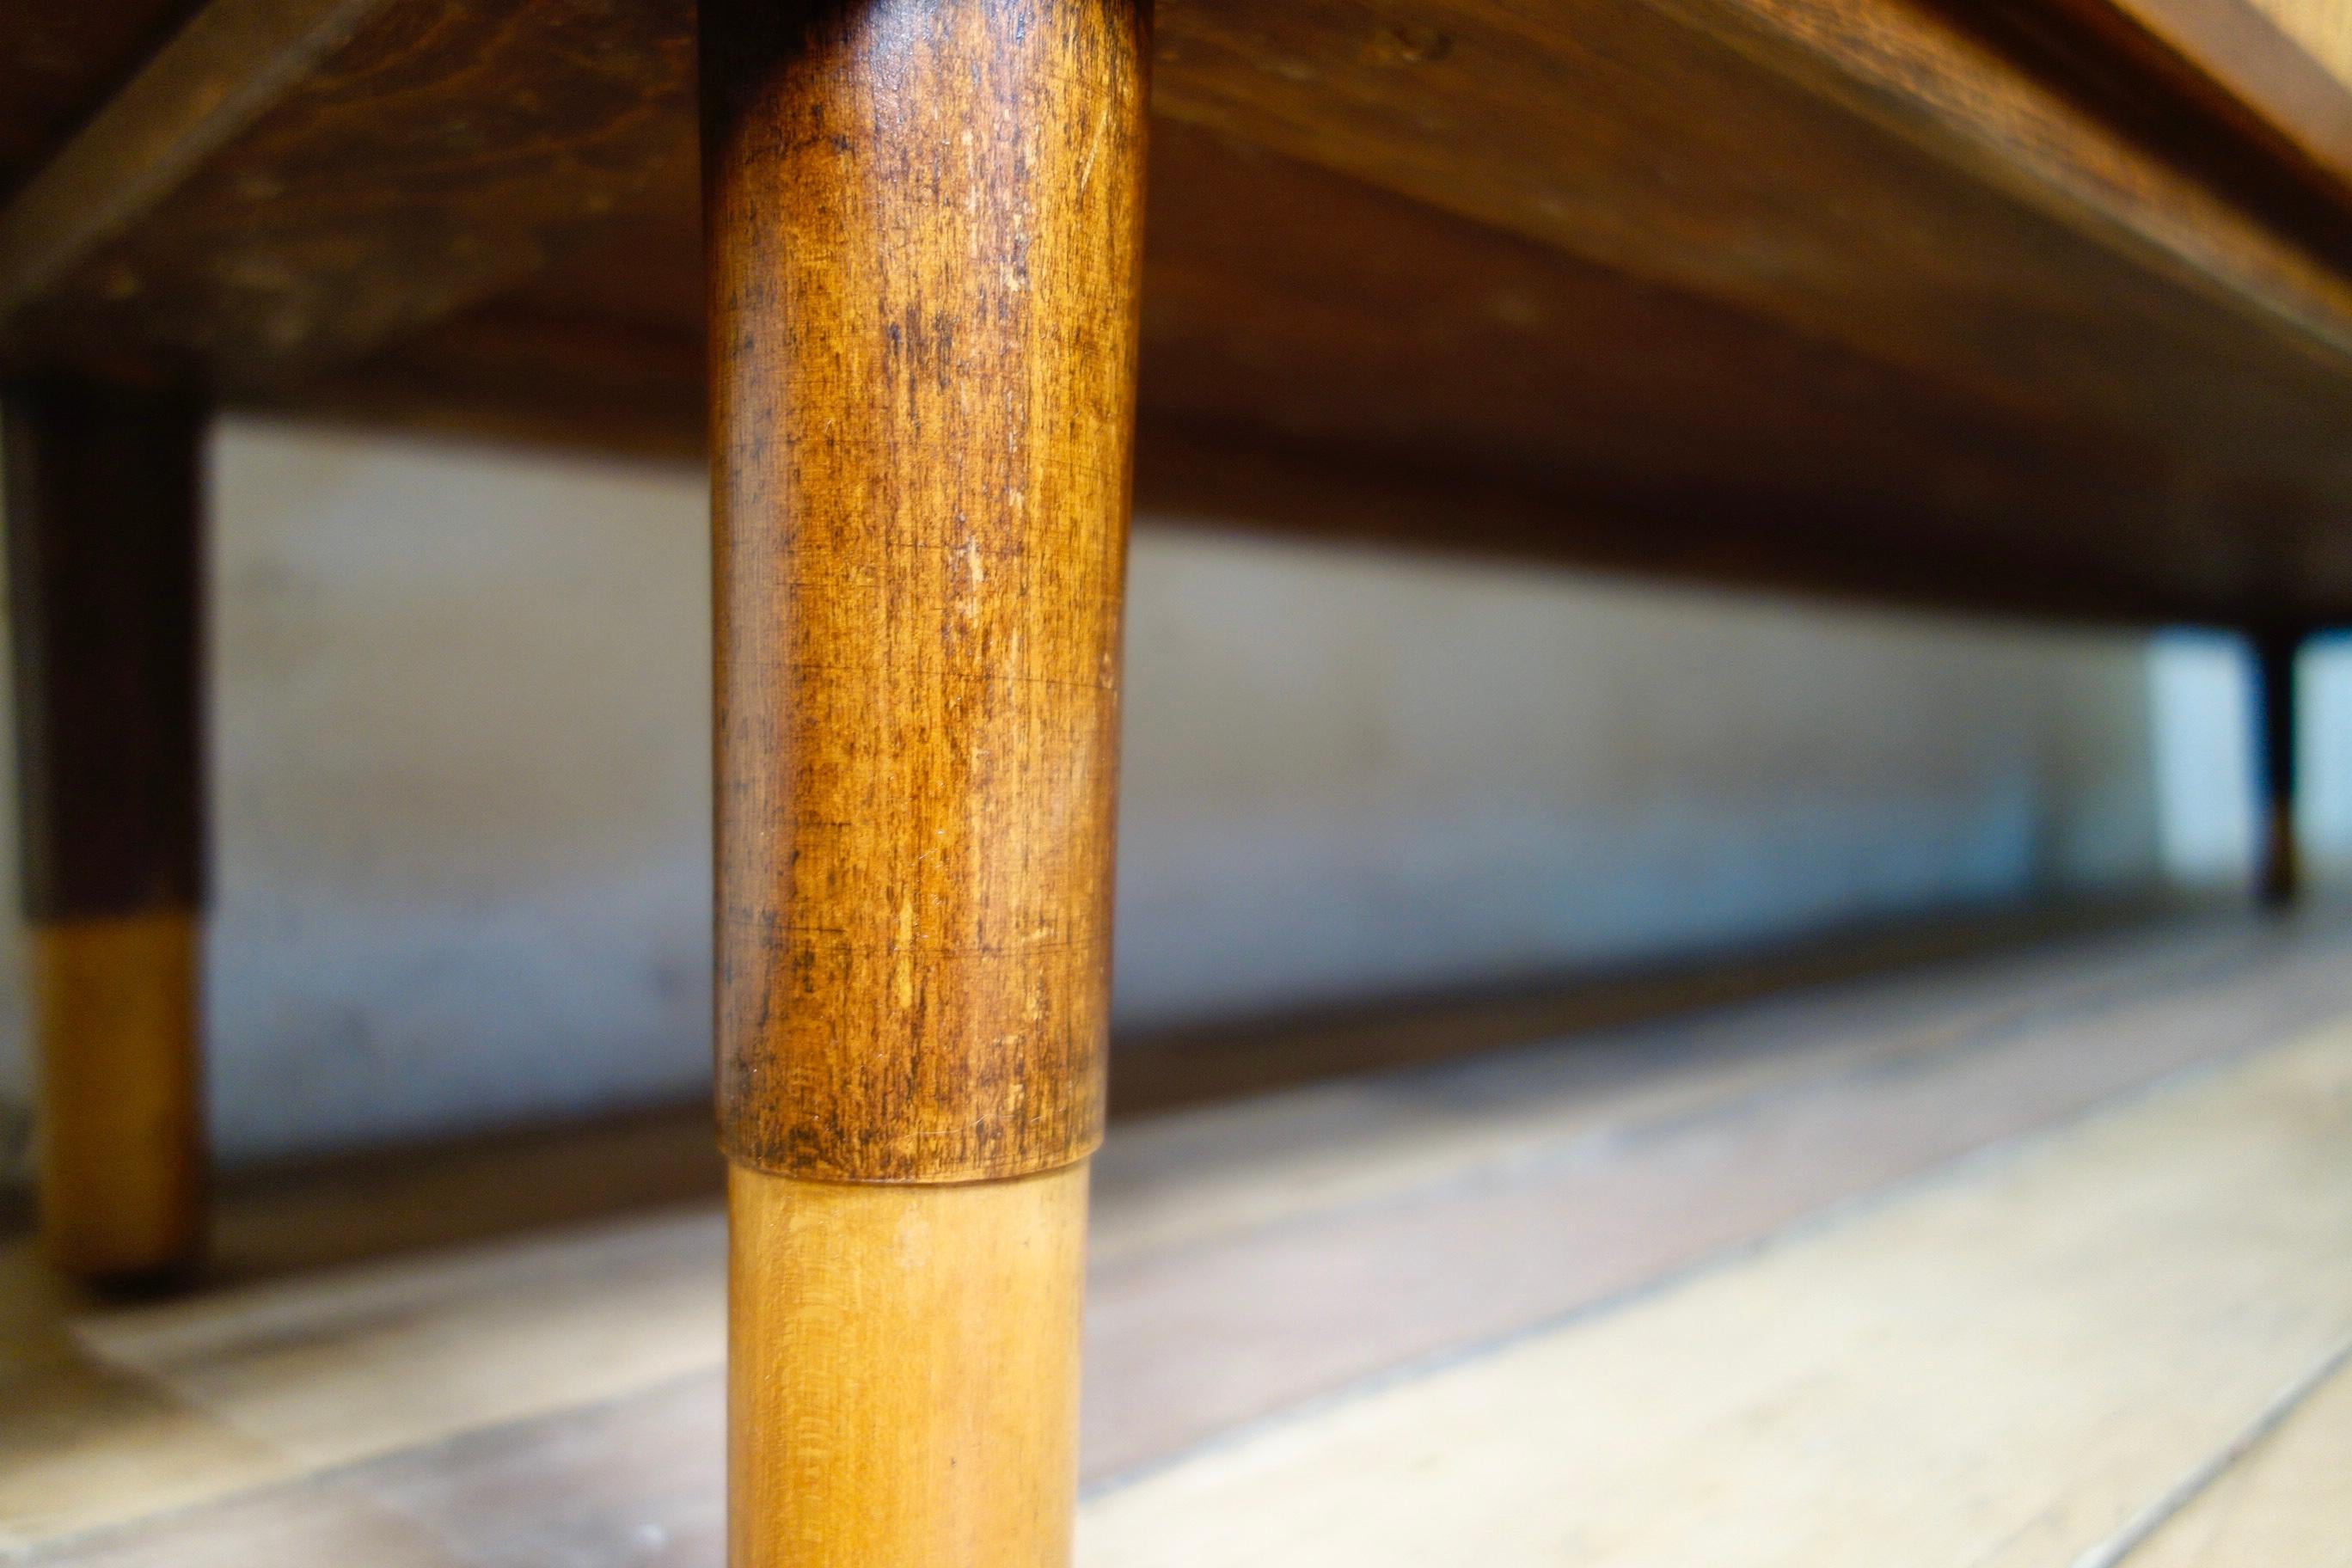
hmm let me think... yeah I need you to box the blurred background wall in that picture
[0,420,2337,1179]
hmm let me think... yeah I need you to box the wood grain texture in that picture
[0,913,2241,1544]
[18,0,2352,626]
[3,914,2299,1557]
[323,115,2283,628]
[2052,0,2352,196]
[1103,895,2206,1118]
[0,0,696,384]
[1090,916,2263,1265]
[43,922,2209,1540]
[9,901,2246,1541]
[31,914,205,1283]
[4,376,205,922]
[278,0,2352,628]
[1081,924,2352,1479]
[729,1163,1087,1568]
[2126,1345,2352,1567]
[1144,0,2352,457]
[15,916,2352,1566]
[706,0,1147,1183]
[82,1205,722,1473]
[0,0,391,332]
[1076,1018,2352,1567]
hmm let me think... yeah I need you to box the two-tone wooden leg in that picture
[702,0,1147,1561]
[4,377,208,1283]
[2253,625,2306,910]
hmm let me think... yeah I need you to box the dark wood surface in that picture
[3,377,205,921]
[9,0,2352,626]
[0,0,201,197]
[318,114,2340,626]
[708,0,1145,1185]
[0,0,696,385]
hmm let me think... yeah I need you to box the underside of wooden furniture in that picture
[7,0,2352,1560]
[8,0,2352,626]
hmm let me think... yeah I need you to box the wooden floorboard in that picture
[55,898,2184,1289]
[1077,1015,2352,1567]
[6,913,2351,1564]
[1089,912,2251,1266]
[2120,1343,2352,1567]
[1081,923,2352,1479]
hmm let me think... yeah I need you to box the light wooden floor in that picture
[5,912,2351,1565]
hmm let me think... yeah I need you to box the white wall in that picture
[2144,628,2352,890]
[0,420,2226,1174]
[2148,631,2258,889]
[202,428,714,1162]
[2300,631,2352,877]
[1112,533,2160,1025]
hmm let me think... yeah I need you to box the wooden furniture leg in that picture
[4,377,208,1283]
[701,1,1147,1561]
[2253,625,2306,910]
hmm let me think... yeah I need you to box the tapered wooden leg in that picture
[702,0,1147,1561]
[4,377,208,1283]
[2253,626,2305,910]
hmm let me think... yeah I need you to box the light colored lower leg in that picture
[728,1161,1089,1568]
[35,910,205,1280]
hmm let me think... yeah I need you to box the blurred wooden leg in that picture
[31,913,203,1279]
[703,0,1147,1559]
[2253,626,2305,910]
[5,377,208,1283]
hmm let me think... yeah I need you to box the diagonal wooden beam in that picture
[0,0,696,386]
[0,0,389,321]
